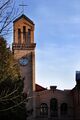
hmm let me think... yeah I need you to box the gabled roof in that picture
[13,14,34,25]
[35,84,47,92]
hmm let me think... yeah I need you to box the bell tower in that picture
[12,14,36,117]
[13,14,36,58]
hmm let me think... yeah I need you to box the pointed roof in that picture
[13,14,34,25]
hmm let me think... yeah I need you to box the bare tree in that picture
[0,0,19,37]
[0,1,29,119]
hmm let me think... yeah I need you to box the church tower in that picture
[12,14,36,116]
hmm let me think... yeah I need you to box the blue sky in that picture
[13,0,80,89]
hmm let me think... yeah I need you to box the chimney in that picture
[50,86,57,90]
[76,71,80,85]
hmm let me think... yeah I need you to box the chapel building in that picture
[12,14,80,120]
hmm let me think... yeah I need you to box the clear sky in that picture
[13,0,80,89]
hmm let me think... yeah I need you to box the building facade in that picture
[12,14,80,120]
[35,84,80,120]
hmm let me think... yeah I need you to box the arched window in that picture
[60,103,68,115]
[50,98,58,117]
[40,103,48,116]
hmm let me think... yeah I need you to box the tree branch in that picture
[0,0,11,10]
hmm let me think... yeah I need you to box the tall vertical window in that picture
[28,29,31,36]
[23,26,26,43]
[50,98,58,117]
[18,29,21,44]
[27,29,31,44]
[60,103,68,115]
[40,103,48,116]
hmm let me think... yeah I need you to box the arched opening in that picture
[60,103,68,115]
[40,103,48,116]
[50,98,58,117]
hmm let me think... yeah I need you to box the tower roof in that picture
[13,14,34,25]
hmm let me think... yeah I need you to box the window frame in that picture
[40,103,48,116]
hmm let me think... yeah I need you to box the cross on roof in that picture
[19,0,28,14]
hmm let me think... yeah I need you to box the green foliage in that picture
[0,37,20,81]
[0,37,27,120]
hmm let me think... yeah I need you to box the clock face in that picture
[19,57,28,66]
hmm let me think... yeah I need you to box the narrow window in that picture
[60,103,68,115]
[18,29,21,44]
[50,98,58,117]
[28,29,31,36]
[27,29,31,44]
[23,26,26,43]
[40,103,48,116]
